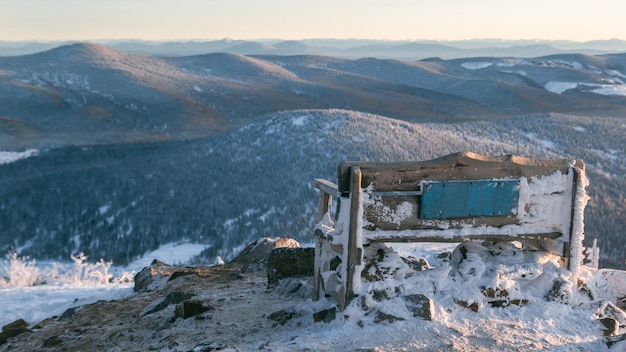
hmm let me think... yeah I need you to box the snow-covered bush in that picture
[0,252,41,287]
[0,251,133,287]
[71,252,113,285]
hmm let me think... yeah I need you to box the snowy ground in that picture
[0,242,208,327]
[1,241,625,351]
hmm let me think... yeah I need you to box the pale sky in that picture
[2,0,625,42]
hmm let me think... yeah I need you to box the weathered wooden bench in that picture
[311,151,588,310]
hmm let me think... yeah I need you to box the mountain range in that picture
[3,38,626,59]
[0,43,624,270]
[1,42,626,150]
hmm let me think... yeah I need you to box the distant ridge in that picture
[3,38,626,58]
[2,42,626,150]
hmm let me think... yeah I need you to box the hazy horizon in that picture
[2,37,625,45]
[2,0,625,42]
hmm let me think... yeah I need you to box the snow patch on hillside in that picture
[291,115,309,126]
[461,62,493,70]
[0,149,38,164]
[525,132,556,150]
[545,81,578,94]
[592,84,626,96]
[534,59,583,69]
[544,81,626,96]
[605,69,626,78]
[501,69,528,76]
[496,62,516,67]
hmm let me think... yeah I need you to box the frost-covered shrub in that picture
[67,252,135,284]
[0,251,133,287]
[0,252,42,287]
[71,253,114,285]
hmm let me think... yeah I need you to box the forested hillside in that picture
[1,110,623,269]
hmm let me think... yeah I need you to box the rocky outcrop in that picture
[268,309,299,326]
[0,319,30,346]
[229,237,300,273]
[0,263,271,351]
[403,294,434,321]
[374,311,405,323]
[3,237,626,351]
[266,247,315,287]
[174,300,212,319]
[133,259,219,292]
[312,307,337,323]
[606,333,626,348]
[141,291,195,316]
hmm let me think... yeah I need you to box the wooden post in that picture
[311,178,339,303]
[318,192,332,221]
[312,235,322,301]
[311,178,338,221]
[566,165,582,270]
[344,166,362,310]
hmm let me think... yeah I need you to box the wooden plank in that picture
[566,164,584,270]
[420,179,520,219]
[316,192,332,221]
[344,166,362,310]
[312,178,339,197]
[312,236,322,301]
[366,232,563,243]
[338,152,581,193]
[362,194,520,231]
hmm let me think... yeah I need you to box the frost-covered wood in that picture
[312,151,589,310]
[311,178,338,222]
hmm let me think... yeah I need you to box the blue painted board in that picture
[420,179,519,219]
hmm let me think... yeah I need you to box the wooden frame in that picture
[311,152,587,310]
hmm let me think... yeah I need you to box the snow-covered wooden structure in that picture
[311,152,589,310]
